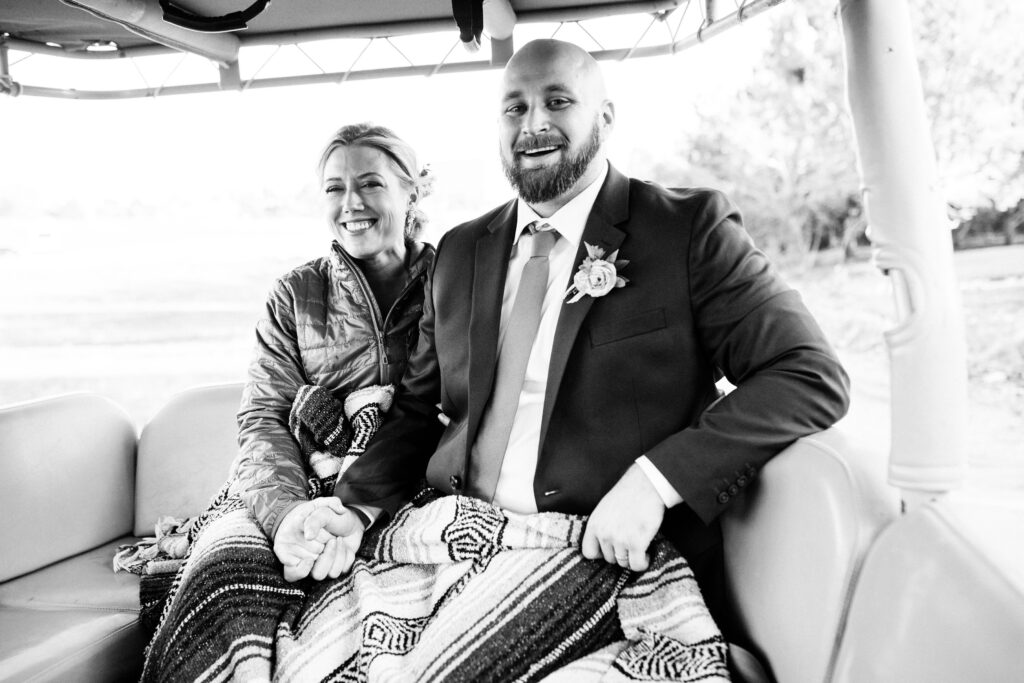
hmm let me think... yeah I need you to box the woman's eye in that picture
[362,181,382,189]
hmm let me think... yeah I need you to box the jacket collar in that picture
[329,239,434,281]
[466,201,519,444]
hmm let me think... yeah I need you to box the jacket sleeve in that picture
[646,190,851,523]
[334,237,446,518]
[233,279,310,538]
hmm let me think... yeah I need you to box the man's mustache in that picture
[513,135,566,153]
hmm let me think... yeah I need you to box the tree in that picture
[650,0,1024,258]
[911,0,1024,215]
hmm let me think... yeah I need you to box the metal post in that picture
[0,39,22,97]
[838,0,968,505]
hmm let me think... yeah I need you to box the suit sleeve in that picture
[646,191,851,523]
[334,236,447,518]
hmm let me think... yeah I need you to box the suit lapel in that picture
[467,200,518,443]
[540,166,630,448]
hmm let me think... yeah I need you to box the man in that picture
[291,38,850,627]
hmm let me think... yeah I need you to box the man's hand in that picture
[581,464,665,572]
[273,499,333,582]
[302,498,366,580]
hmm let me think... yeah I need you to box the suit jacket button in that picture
[717,492,730,504]
[728,485,739,496]
[450,475,462,491]
[737,476,748,487]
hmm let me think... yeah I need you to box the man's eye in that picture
[325,186,342,193]
[548,98,570,109]
[505,104,525,115]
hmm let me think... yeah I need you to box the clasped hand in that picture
[272,497,365,582]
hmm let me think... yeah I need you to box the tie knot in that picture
[526,222,557,258]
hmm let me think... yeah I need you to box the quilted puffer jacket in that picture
[232,240,435,538]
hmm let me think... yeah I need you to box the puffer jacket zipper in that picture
[334,246,429,385]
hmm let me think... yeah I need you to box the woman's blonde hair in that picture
[317,123,432,238]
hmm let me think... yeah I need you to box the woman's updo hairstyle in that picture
[317,123,433,238]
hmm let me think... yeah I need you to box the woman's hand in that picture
[273,500,334,582]
[274,498,366,581]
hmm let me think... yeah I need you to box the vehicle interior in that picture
[2,1,1022,681]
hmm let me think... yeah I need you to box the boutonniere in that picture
[565,242,629,303]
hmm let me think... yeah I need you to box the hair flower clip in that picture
[565,242,629,303]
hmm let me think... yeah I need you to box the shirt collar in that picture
[514,161,609,249]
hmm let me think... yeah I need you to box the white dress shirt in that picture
[491,163,682,513]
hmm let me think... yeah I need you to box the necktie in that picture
[470,222,558,501]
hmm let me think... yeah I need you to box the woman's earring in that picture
[405,203,417,234]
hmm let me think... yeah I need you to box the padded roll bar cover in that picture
[721,424,898,683]
[134,383,243,536]
[0,394,136,582]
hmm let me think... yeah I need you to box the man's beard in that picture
[502,122,602,204]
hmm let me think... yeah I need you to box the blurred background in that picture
[1,0,1021,482]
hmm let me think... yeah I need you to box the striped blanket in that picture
[142,491,729,682]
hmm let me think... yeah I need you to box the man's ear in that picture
[602,100,616,128]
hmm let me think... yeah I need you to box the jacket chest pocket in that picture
[589,308,667,347]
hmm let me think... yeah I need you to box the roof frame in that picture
[1,0,785,100]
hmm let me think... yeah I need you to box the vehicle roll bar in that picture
[840,0,969,506]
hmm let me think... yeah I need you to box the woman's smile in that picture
[341,218,378,234]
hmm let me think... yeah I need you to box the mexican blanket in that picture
[141,491,729,682]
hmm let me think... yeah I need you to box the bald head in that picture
[502,39,608,101]
[497,39,615,213]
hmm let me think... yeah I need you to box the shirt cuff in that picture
[348,504,383,529]
[635,455,684,508]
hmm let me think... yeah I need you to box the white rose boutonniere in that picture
[565,242,630,304]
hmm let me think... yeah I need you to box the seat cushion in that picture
[135,384,244,536]
[0,394,136,582]
[0,607,144,682]
[0,538,140,613]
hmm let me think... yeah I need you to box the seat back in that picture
[832,492,1024,682]
[134,384,244,536]
[0,394,136,582]
[721,425,898,683]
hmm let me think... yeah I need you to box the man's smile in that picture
[520,145,560,158]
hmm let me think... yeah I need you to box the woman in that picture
[231,122,435,582]
[141,123,434,680]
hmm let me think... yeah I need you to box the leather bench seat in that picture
[1,387,244,681]
[0,395,142,682]
[0,538,140,613]
[0,607,144,682]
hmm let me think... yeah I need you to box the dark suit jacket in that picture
[337,165,850,558]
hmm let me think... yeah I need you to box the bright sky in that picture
[0,16,772,238]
